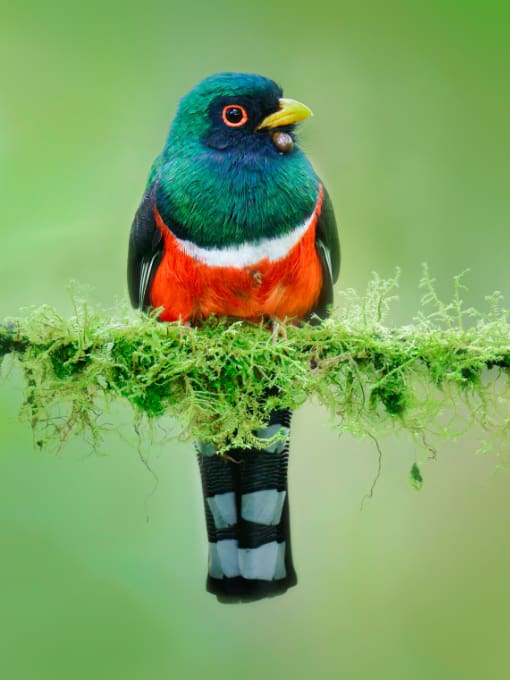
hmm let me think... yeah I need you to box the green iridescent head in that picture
[150,72,320,248]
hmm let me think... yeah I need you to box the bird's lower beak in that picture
[256,98,313,130]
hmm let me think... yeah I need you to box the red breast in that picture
[150,186,324,323]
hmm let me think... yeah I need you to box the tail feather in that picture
[197,409,297,603]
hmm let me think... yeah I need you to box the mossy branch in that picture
[1,269,509,455]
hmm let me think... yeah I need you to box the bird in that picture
[127,72,340,602]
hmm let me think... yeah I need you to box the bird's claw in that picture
[271,319,288,344]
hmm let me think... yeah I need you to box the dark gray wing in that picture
[127,183,163,310]
[311,183,341,320]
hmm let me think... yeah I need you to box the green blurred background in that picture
[1,1,510,678]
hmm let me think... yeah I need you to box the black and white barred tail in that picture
[196,409,297,603]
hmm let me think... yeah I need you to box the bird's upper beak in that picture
[256,98,313,130]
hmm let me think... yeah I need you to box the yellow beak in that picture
[256,97,313,130]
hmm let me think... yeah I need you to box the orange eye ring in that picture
[222,105,248,127]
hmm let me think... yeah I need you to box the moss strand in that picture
[1,271,509,454]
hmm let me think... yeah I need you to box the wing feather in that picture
[127,184,163,310]
[310,183,341,320]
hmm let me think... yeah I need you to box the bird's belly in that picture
[150,216,323,323]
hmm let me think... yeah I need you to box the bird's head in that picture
[165,72,312,157]
[154,72,319,248]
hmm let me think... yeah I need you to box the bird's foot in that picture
[271,319,288,344]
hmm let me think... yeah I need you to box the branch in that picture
[1,272,509,455]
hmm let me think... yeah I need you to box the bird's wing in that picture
[127,184,163,310]
[311,184,341,320]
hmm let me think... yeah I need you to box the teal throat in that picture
[152,144,320,249]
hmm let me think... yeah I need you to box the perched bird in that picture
[127,72,340,602]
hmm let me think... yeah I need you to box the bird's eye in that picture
[222,105,248,128]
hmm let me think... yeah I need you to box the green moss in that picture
[49,343,89,379]
[409,463,424,490]
[370,373,408,416]
[0,271,509,454]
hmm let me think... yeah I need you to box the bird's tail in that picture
[196,409,297,603]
